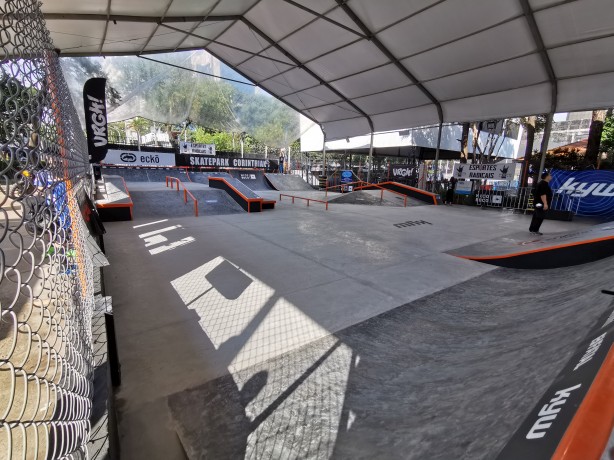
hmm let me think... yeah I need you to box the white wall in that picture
[300,115,522,159]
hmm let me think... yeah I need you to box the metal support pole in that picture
[432,122,443,192]
[538,113,554,179]
[321,125,327,183]
[367,131,374,183]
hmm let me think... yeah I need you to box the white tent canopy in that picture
[41,0,614,140]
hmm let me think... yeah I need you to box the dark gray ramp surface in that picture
[229,169,274,191]
[130,189,244,218]
[186,171,232,185]
[168,256,614,460]
[265,173,313,191]
[102,167,189,183]
[329,190,427,207]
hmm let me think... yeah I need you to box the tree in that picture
[599,109,614,168]
[126,117,151,150]
[584,109,608,167]
[459,122,469,163]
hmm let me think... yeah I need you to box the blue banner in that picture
[550,169,614,220]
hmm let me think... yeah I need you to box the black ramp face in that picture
[448,222,614,269]
[264,173,313,191]
[229,169,274,191]
[209,177,262,212]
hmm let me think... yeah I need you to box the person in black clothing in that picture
[529,171,553,235]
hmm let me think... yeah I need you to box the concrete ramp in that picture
[186,171,232,185]
[102,166,190,183]
[130,188,244,218]
[449,222,614,269]
[228,169,274,191]
[265,173,313,191]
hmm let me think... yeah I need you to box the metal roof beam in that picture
[280,0,367,39]
[240,17,375,132]
[43,13,240,23]
[518,0,557,114]
[334,0,442,123]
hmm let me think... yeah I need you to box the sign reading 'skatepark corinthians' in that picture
[453,162,518,181]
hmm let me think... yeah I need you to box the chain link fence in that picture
[1,1,96,458]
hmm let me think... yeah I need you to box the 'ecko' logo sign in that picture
[86,95,107,148]
[120,153,136,163]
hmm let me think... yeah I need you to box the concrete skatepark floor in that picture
[102,191,613,459]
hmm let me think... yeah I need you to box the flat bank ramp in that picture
[265,173,313,191]
[130,189,243,218]
[102,166,189,182]
[449,221,614,268]
[168,256,614,459]
[328,190,427,206]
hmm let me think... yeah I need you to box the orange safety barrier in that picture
[279,194,329,210]
[166,176,199,216]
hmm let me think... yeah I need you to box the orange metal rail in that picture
[166,176,199,216]
[355,183,408,207]
[279,194,329,210]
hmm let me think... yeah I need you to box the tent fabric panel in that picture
[528,0,563,9]
[206,43,255,66]
[348,0,442,32]
[402,18,536,82]
[110,0,182,16]
[375,0,523,59]
[42,0,108,14]
[442,83,551,122]
[286,0,337,16]
[307,102,361,123]
[239,55,295,81]
[322,117,372,140]
[306,40,390,82]
[179,21,237,42]
[330,64,409,99]
[263,68,321,95]
[292,86,344,108]
[206,0,261,16]
[535,0,614,47]
[557,73,614,112]
[425,54,548,102]
[45,19,106,52]
[371,105,439,133]
[549,36,614,79]
[245,0,318,42]
[215,21,271,55]
[354,86,431,115]
[277,18,358,62]
[166,0,222,17]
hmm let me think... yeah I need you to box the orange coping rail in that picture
[355,183,408,207]
[279,193,329,210]
[208,177,265,213]
[375,181,440,205]
[166,176,199,216]
[551,344,614,460]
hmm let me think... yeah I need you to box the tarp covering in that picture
[42,0,614,140]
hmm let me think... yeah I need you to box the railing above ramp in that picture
[166,176,199,216]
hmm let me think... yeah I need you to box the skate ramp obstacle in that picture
[359,181,442,205]
[209,177,275,212]
[265,173,313,191]
[187,171,232,185]
[449,222,614,269]
[102,166,190,183]
[228,169,274,191]
[96,175,133,221]
[130,188,244,218]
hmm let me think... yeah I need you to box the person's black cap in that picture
[541,171,550,179]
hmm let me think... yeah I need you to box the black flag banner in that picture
[83,78,108,163]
